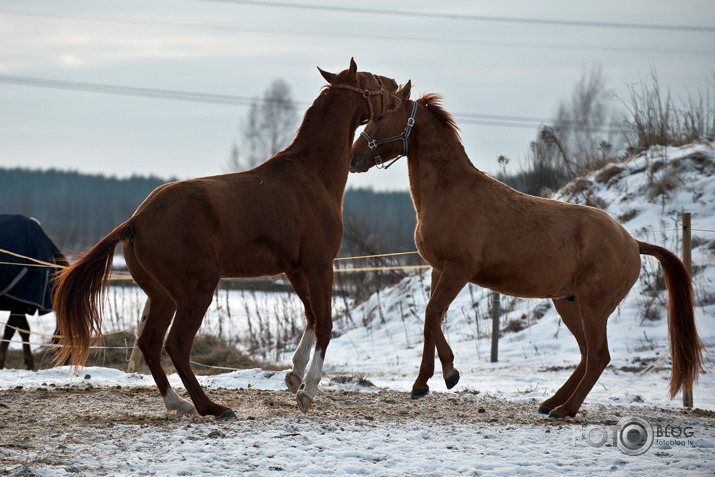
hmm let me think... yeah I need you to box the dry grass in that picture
[2,333,265,375]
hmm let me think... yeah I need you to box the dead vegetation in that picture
[1,333,266,375]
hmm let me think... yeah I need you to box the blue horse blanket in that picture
[0,215,57,314]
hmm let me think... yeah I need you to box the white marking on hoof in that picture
[162,387,196,415]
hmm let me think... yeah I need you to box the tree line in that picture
[0,167,417,258]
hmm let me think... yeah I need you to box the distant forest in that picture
[0,168,417,258]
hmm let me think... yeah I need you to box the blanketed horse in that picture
[53,59,398,418]
[350,82,704,418]
[0,215,68,370]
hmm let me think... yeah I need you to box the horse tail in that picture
[52,221,134,367]
[638,241,704,399]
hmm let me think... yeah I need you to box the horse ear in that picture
[349,57,358,75]
[318,66,336,84]
[398,80,412,101]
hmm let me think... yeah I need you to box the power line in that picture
[0,74,264,107]
[199,0,715,33]
[1,9,713,56]
[0,74,623,133]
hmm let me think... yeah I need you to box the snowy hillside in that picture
[326,141,715,410]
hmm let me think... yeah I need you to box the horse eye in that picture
[375,116,384,122]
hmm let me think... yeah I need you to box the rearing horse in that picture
[53,59,399,418]
[350,82,704,418]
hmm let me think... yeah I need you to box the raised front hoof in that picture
[444,372,460,390]
[217,409,237,420]
[296,391,313,413]
[285,372,302,394]
[538,405,551,415]
[411,387,429,399]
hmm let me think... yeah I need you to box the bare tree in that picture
[552,65,620,171]
[227,79,299,171]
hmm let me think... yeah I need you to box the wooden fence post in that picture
[490,291,500,363]
[682,212,693,409]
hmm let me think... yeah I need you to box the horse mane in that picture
[416,93,461,142]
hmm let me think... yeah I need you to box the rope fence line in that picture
[0,222,712,341]
[2,222,714,277]
[0,319,138,340]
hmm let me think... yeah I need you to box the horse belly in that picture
[473,266,573,299]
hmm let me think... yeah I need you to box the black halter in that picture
[360,101,417,169]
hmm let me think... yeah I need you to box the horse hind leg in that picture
[165,289,236,419]
[284,270,316,394]
[135,294,196,415]
[538,298,587,415]
[548,294,618,419]
[123,241,196,415]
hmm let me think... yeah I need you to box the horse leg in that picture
[413,267,468,397]
[284,270,316,394]
[411,269,440,398]
[548,295,616,419]
[295,265,333,413]
[15,314,36,371]
[136,294,195,415]
[127,299,150,373]
[0,318,17,369]
[538,298,587,415]
[165,289,235,419]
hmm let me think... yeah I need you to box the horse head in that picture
[319,58,400,124]
[350,80,413,173]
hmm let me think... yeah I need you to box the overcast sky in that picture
[1,0,713,190]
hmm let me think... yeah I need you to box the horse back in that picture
[127,162,343,279]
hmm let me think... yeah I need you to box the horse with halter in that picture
[350,82,704,418]
[53,59,399,419]
[0,215,68,370]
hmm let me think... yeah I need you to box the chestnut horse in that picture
[53,59,398,419]
[350,82,704,418]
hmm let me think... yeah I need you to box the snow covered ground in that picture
[1,143,714,475]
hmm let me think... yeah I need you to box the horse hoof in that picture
[445,372,460,390]
[548,411,564,419]
[218,409,237,420]
[538,406,551,415]
[296,392,312,413]
[285,372,302,394]
[411,388,429,399]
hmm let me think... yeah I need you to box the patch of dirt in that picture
[1,384,710,437]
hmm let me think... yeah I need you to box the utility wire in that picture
[0,74,624,133]
[1,9,713,56]
[199,0,715,33]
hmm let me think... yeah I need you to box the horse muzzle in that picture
[350,152,370,173]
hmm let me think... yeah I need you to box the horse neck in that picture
[406,106,478,211]
[287,90,364,201]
